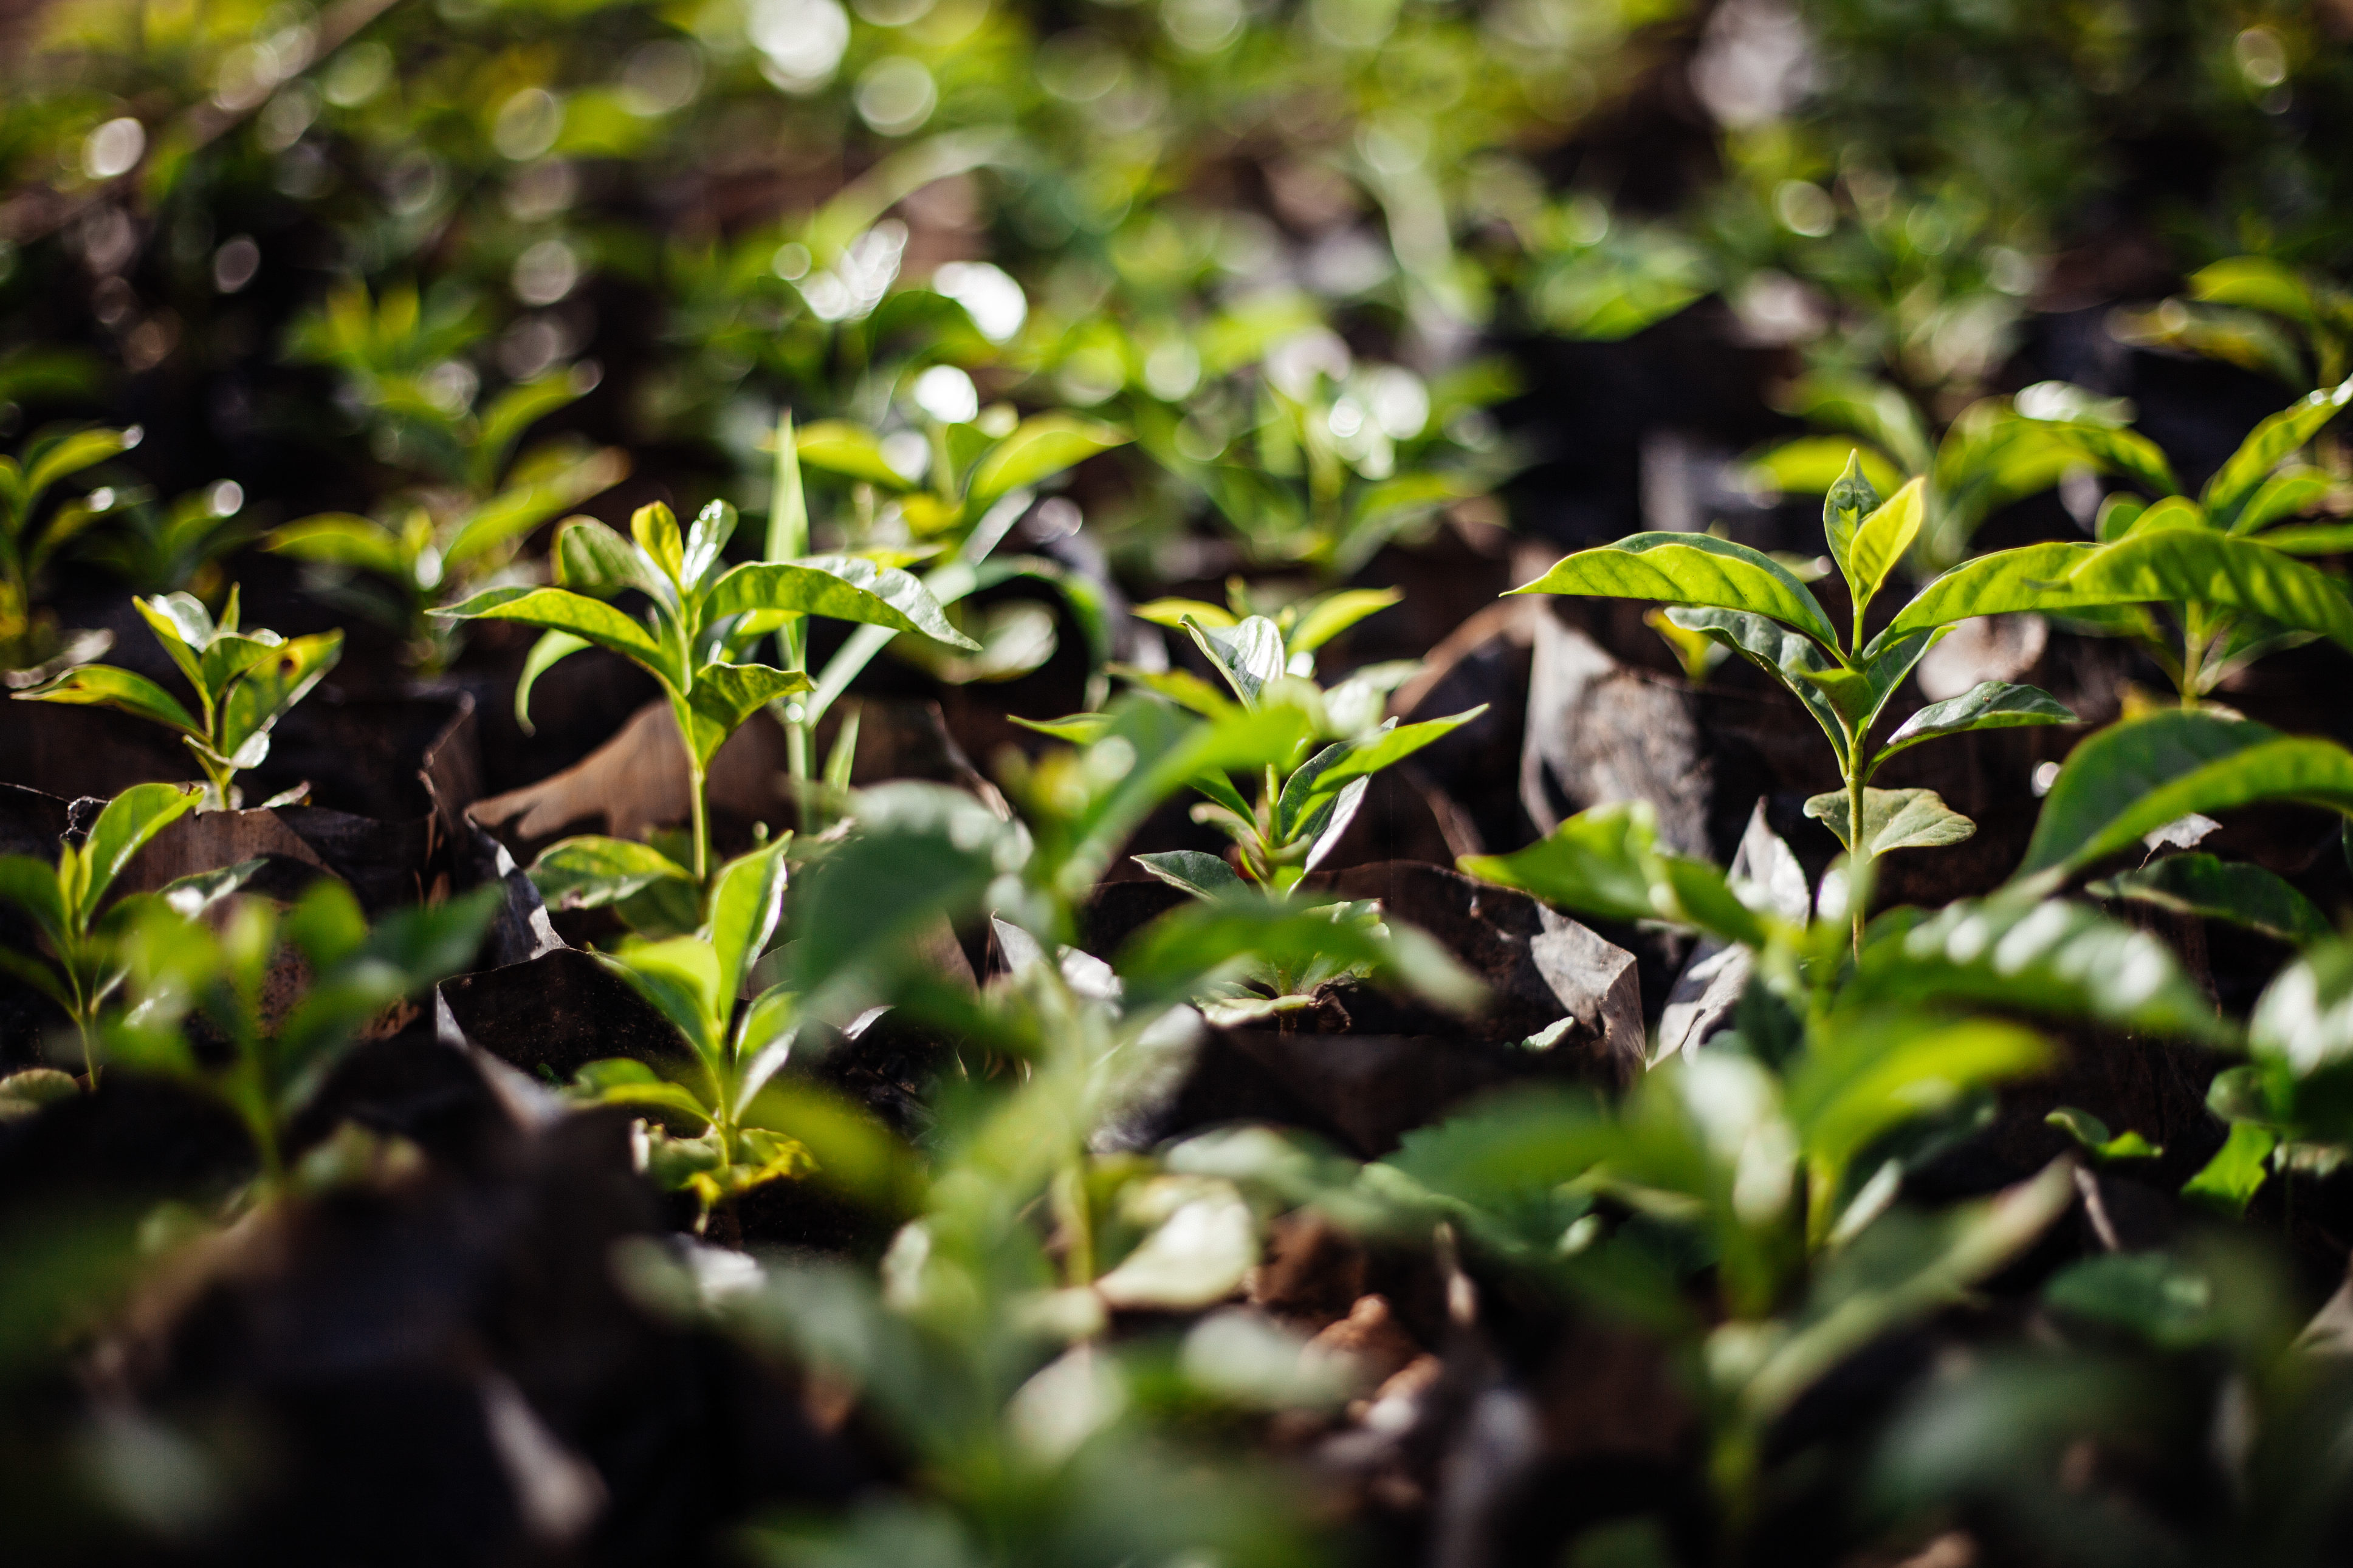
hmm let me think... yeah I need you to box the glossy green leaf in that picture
[1870,543,2133,653]
[967,414,1127,508]
[2019,710,2353,877]
[707,840,789,1007]
[681,499,737,589]
[2254,521,2353,556]
[1133,850,1248,901]
[1271,707,1486,843]
[1460,799,1768,948]
[1664,607,1849,763]
[78,782,201,915]
[2248,940,2353,1077]
[14,663,199,736]
[1821,450,1880,588]
[1844,897,2233,1043]
[1514,532,1842,651]
[1846,476,1927,611]
[1118,892,1482,1017]
[605,936,725,1063]
[1183,614,1287,708]
[22,426,133,502]
[706,557,980,650]
[632,501,689,587]
[681,661,811,767]
[1805,628,1942,734]
[216,632,343,762]
[2069,527,2353,654]
[2089,853,2329,945]
[436,586,670,673]
[529,835,695,911]
[1873,682,2074,774]
[2202,376,2353,529]
[514,630,589,735]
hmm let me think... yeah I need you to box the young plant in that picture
[264,363,626,673]
[439,498,976,900]
[2117,257,2353,437]
[1516,459,2085,946]
[0,781,240,1084]
[567,837,816,1231]
[106,878,500,1196]
[1039,586,1485,900]
[81,476,255,599]
[1754,372,2176,571]
[0,423,140,668]
[2063,374,2353,704]
[15,590,343,809]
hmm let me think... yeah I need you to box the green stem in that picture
[2179,604,2208,707]
[1846,759,1867,957]
[687,755,710,883]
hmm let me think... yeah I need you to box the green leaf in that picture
[1132,598,1236,631]
[265,515,410,580]
[1873,682,2075,775]
[632,501,688,587]
[604,936,725,1063]
[1790,1010,2049,1199]
[435,586,670,676]
[966,414,1128,508]
[1845,476,1927,612]
[681,499,737,589]
[2038,423,2180,502]
[2068,528,2353,654]
[706,839,789,1007]
[1271,707,1486,843]
[1753,437,1904,501]
[1821,451,1881,588]
[1843,897,2233,1044]
[515,631,589,735]
[1012,711,1118,744]
[1664,608,1849,764]
[22,426,132,504]
[1286,588,1402,655]
[2248,940,2353,1077]
[2044,1253,2213,1346]
[2190,256,2321,331]
[2227,465,2333,536]
[552,516,665,600]
[1804,627,1942,734]
[13,663,199,736]
[2249,521,2353,556]
[1183,614,1287,708]
[0,855,67,948]
[215,632,343,764]
[1869,543,2132,654]
[1118,892,1482,1017]
[2019,711,2353,878]
[78,782,201,916]
[1460,799,1768,949]
[704,558,980,650]
[1804,787,1974,856]
[471,366,596,492]
[1132,850,1247,901]
[586,1075,715,1129]
[1513,533,1843,652]
[2089,853,2330,946]
[529,836,695,911]
[2044,1106,2162,1164]
[795,420,916,490]
[2202,376,2353,530]
[445,449,626,568]
[2182,1121,2278,1216]
[681,661,811,768]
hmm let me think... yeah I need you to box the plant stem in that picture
[687,756,710,883]
[1845,755,1867,957]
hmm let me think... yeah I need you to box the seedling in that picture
[266,363,625,673]
[16,590,343,810]
[2065,374,2353,704]
[107,878,500,1195]
[438,498,975,899]
[1516,457,2092,947]
[1753,372,2176,571]
[1036,586,1485,900]
[0,781,250,1083]
[0,423,140,668]
[568,837,817,1230]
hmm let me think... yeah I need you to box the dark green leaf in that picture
[2019,710,2353,877]
[1183,614,1287,708]
[682,662,811,767]
[2044,1253,2213,1346]
[1821,451,1880,589]
[2044,1106,2162,1163]
[707,840,790,1006]
[1271,707,1486,843]
[1460,800,1768,948]
[2089,854,2329,945]
[78,782,201,915]
[1665,607,1849,763]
